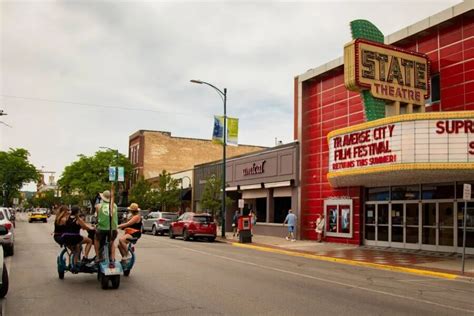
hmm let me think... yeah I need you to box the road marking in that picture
[232,243,461,280]
[171,243,474,314]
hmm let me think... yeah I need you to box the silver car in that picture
[142,212,178,236]
[0,208,14,256]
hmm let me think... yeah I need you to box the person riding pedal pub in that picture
[94,190,118,263]
[117,203,142,263]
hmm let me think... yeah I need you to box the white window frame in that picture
[324,199,353,238]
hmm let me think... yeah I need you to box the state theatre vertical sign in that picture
[344,38,430,115]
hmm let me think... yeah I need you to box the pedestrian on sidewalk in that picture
[315,213,325,242]
[249,209,257,235]
[283,209,297,241]
[232,210,240,238]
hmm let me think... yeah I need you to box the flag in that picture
[226,117,239,146]
[212,115,224,144]
[212,115,239,146]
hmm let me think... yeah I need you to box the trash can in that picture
[238,215,252,243]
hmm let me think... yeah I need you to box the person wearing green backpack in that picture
[94,190,118,262]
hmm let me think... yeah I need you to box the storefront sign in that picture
[344,39,430,106]
[328,114,474,173]
[242,160,266,176]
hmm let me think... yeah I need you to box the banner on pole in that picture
[226,117,239,146]
[212,115,239,146]
[117,167,125,182]
[212,115,224,144]
[109,167,117,182]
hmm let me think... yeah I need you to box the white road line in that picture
[173,244,474,314]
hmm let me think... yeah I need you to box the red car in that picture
[169,212,216,242]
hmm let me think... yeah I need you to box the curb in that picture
[230,242,472,281]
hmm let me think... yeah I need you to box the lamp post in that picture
[179,176,192,213]
[190,79,227,238]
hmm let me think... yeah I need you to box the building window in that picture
[422,183,455,199]
[367,187,390,201]
[391,185,420,200]
[324,199,353,238]
[426,74,440,106]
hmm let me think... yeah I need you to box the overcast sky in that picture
[0,0,461,187]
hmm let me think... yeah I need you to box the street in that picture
[3,215,474,316]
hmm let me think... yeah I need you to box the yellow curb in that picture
[232,243,459,280]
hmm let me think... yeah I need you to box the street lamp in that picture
[179,176,192,213]
[190,79,227,238]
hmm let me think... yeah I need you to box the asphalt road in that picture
[2,214,474,316]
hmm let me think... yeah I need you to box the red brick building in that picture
[295,2,474,253]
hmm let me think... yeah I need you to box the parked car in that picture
[169,212,216,242]
[0,245,9,298]
[142,212,178,236]
[0,208,15,256]
[28,209,48,223]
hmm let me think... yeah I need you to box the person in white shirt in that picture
[315,214,325,242]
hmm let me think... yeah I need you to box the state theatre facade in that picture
[295,3,474,253]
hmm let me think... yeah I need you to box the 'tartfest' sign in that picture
[344,39,430,106]
[329,117,474,173]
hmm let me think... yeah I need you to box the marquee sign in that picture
[344,39,430,106]
[327,112,474,187]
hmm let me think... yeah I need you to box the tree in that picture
[200,174,233,222]
[58,150,132,211]
[149,170,180,211]
[128,177,153,209]
[0,148,39,206]
[30,190,60,209]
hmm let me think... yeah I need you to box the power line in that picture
[0,94,211,118]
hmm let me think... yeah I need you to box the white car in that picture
[0,246,9,298]
[0,208,15,256]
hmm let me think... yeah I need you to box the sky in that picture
[0,0,461,189]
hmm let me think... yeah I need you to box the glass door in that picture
[421,202,455,251]
[390,203,404,247]
[438,202,455,251]
[422,203,437,250]
[405,203,420,249]
[364,203,389,246]
[389,202,420,249]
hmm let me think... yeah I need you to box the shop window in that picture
[431,74,440,103]
[324,199,353,238]
[422,183,455,199]
[255,198,267,222]
[274,197,291,223]
[391,185,420,200]
[367,187,390,201]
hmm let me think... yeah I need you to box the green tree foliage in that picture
[0,148,39,206]
[128,177,154,210]
[29,190,60,209]
[149,170,180,211]
[200,174,232,221]
[58,150,132,208]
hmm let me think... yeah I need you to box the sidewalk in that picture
[218,233,474,281]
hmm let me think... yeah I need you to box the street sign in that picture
[238,199,244,209]
[109,167,116,182]
[463,184,472,201]
[117,167,125,182]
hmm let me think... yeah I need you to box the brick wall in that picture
[138,131,265,180]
